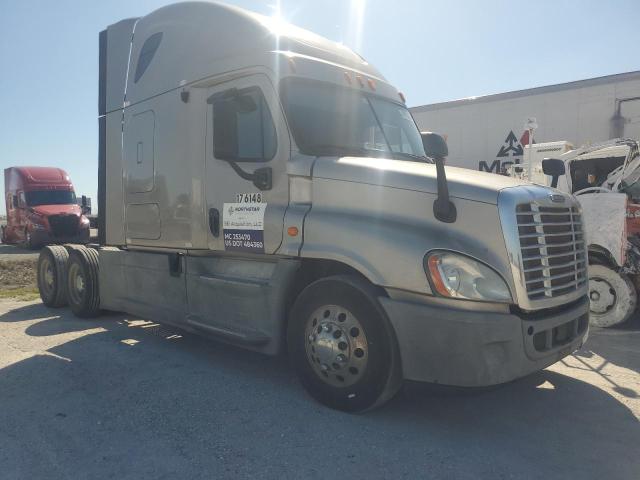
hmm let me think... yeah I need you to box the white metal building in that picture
[410,71,640,173]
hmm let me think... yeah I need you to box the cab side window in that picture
[210,87,277,162]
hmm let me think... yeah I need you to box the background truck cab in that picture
[2,167,90,248]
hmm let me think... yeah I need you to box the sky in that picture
[1,0,639,214]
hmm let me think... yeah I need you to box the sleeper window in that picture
[134,32,163,83]
[211,87,277,162]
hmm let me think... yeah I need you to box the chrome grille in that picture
[516,203,587,300]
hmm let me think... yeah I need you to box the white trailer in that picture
[410,72,640,173]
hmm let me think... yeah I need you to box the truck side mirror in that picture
[421,132,448,159]
[541,158,565,188]
[207,87,274,190]
[421,132,456,223]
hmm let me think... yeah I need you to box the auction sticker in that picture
[223,202,266,253]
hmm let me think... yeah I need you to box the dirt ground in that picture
[0,245,38,301]
[0,299,639,480]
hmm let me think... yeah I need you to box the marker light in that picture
[287,226,299,237]
[356,75,364,87]
[344,71,352,84]
[398,92,406,103]
[367,78,376,90]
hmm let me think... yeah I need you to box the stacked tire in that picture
[37,245,69,307]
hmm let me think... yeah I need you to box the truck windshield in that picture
[280,78,428,161]
[25,190,76,206]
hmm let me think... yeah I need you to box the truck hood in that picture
[30,204,82,216]
[312,156,529,204]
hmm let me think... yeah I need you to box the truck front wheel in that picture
[67,246,101,318]
[23,228,36,250]
[37,245,69,307]
[588,264,637,327]
[287,275,401,412]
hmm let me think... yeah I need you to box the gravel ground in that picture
[0,299,639,480]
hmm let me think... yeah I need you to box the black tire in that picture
[287,275,402,412]
[66,246,101,318]
[37,245,69,307]
[588,264,637,327]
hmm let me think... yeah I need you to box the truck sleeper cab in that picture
[38,1,589,412]
[3,167,90,248]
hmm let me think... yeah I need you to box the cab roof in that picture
[8,167,72,186]
[121,1,385,107]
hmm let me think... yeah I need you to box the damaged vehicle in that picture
[535,139,640,327]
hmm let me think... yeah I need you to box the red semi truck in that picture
[2,167,90,248]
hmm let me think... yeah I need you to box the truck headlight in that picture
[426,251,512,303]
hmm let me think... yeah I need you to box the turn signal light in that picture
[426,255,450,297]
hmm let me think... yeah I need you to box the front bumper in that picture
[31,227,90,246]
[380,294,589,387]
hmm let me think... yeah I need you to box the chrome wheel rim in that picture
[589,277,616,315]
[304,305,368,387]
[68,263,85,305]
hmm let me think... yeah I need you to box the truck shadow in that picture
[0,302,639,478]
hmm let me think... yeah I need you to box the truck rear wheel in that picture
[67,246,101,318]
[37,245,69,307]
[588,264,637,328]
[287,275,401,412]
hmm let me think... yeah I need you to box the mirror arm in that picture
[433,156,457,223]
[227,161,272,191]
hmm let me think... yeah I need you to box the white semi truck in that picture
[37,2,589,411]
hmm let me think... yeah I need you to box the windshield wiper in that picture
[392,151,432,163]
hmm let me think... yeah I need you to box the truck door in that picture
[15,191,27,241]
[202,73,290,252]
[185,73,291,338]
[5,192,18,240]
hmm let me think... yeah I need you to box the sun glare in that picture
[348,0,366,54]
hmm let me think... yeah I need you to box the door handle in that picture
[209,208,220,237]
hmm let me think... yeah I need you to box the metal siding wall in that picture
[411,77,640,172]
